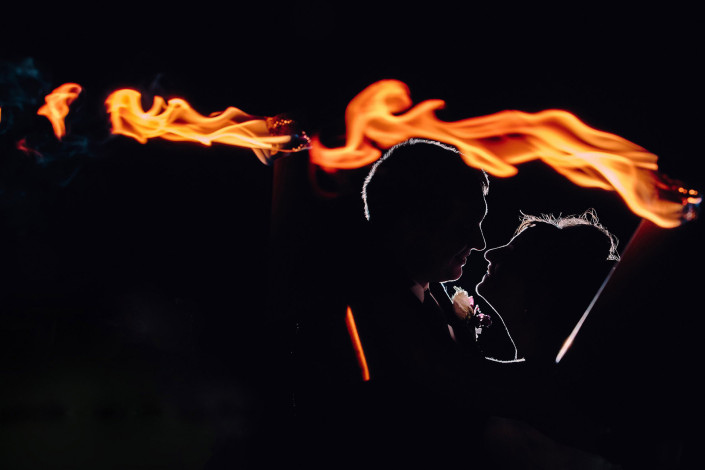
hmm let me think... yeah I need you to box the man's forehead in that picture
[453,186,487,210]
[436,193,486,226]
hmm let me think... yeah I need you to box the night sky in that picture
[2,3,704,469]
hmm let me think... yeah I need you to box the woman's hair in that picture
[511,209,621,356]
[514,208,620,261]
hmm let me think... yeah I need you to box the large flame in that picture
[104,89,306,165]
[310,80,699,228]
[37,83,82,140]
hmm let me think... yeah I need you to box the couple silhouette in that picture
[291,138,624,469]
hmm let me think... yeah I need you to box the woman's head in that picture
[476,209,619,361]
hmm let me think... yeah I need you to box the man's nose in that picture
[465,223,486,251]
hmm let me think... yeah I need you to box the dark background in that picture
[2,3,703,469]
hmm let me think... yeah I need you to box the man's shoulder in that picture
[349,281,421,325]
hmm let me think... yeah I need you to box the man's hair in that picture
[362,138,489,227]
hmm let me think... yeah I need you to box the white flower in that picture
[451,287,475,321]
[451,286,492,337]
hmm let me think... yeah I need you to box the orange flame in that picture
[345,306,370,381]
[310,79,699,228]
[105,89,300,165]
[37,83,82,140]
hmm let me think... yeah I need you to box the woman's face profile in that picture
[476,223,559,320]
[476,217,616,361]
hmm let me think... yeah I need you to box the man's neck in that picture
[410,280,430,302]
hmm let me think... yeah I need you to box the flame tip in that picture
[37,82,83,140]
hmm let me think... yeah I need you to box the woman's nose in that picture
[484,244,507,263]
[484,247,496,263]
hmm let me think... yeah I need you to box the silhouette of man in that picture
[291,139,622,469]
[334,138,493,467]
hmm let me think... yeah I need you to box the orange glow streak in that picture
[345,306,370,381]
[37,83,82,140]
[16,137,42,158]
[310,79,695,228]
[105,89,293,165]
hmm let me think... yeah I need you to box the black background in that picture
[2,3,704,469]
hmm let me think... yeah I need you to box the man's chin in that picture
[442,265,464,283]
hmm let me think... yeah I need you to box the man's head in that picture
[362,138,489,285]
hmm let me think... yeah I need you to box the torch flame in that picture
[310,80,699,228]
[105,89,302,165]
[37,83,82,140]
